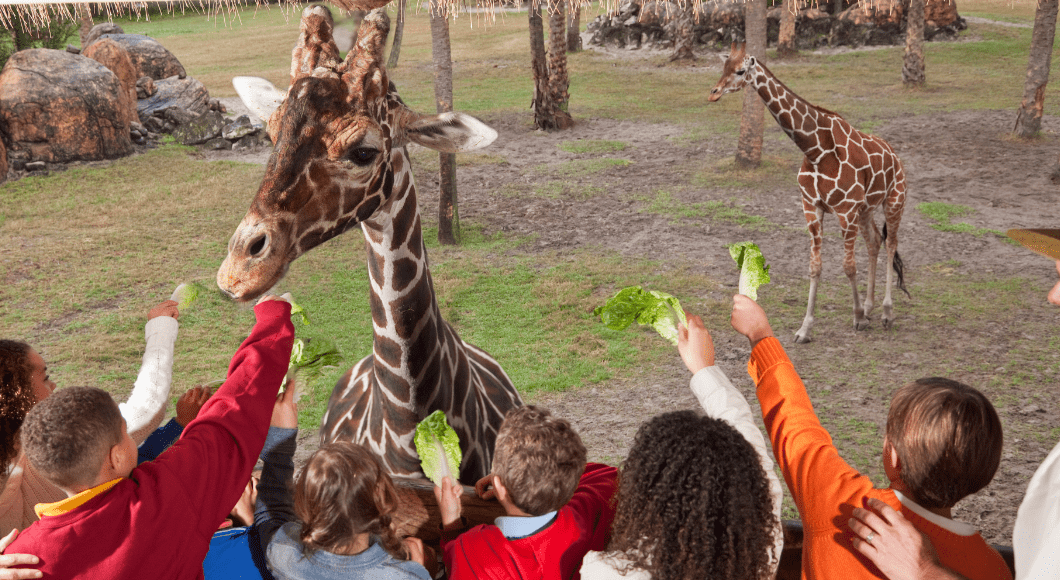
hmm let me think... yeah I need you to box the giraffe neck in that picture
[748,61,835,162]
[359,151,444,412]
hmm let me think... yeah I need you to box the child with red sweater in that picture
[6,295,294,580]
[434,405,617,580]
[730,294,1011,580]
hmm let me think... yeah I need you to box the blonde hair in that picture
[491,405,586,516]
[886,378,1003,509]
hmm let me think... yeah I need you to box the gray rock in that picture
[25,161,47,172]
[222,115,258,140]
[136,76,156,99]
[83,22,124,50]
[65,44,80,54]
[137,76,209,121]
[142,115,165,133]
[235,130,270,149]
[173,110,225,145]
[205,137,233,150]
[163,106,198,127]
[99,33,185,80]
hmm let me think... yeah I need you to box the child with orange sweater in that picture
[729,294,1011,580]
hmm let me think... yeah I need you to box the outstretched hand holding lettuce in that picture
[415,410,463,487]
[728,241,771,301]
[594,286,688,346]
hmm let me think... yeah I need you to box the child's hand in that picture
[176,386,212,427]
[677,313,714,374]
[474,474,498,501]
[433,476,463,531]
[730,295,775,348]
[148,300,179,321]
[0,528,42,579]
[271,385,298,429]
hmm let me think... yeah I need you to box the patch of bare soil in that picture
[234,107,1059,545]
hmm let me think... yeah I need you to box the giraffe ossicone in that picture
[218,5,522,483]
[710,42,909,343]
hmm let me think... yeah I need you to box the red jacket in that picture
[749,337,1011,580]
[442,462,618,580]
[9,300,294,580]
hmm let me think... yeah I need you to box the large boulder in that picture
[136,76,210,121]
[98,33,186,80]
[83,22,124,50]
[83,38,139,125]
[0,49,133,163]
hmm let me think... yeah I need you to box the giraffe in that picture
[217,6,523,483]
[709,42,908,343]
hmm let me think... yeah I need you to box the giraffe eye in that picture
[736,68,746,75]
[347,147,378,167]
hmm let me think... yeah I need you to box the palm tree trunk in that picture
[1015,0,1059,137]
[902,0,926,86]
[387,0,406,69]
[567,3,582,52]
[529,3,572,129]
[430,3,459,245]
[777,0,798,58]
[736,0,766,168]
[547,0,572,127]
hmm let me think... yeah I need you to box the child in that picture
[0,298,180,534]
[730,294,1011,580]
[580,313,782,580]
[435,405,618,580]
[5,295,294,579]
[257,441,430,580]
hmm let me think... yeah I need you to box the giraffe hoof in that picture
[883,317,895,330]
[855,319,870,331]
[794,332,813,344]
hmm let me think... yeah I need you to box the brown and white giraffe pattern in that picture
[217,7,522,483]
[709,43,908,343]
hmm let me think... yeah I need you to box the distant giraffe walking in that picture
[218,6,522,483]
[709,42,908,343]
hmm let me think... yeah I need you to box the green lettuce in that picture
[728,241,771,301]
[414,410,463,487]
[282,337,344,401]
[170,282,207,311]
[289,299,310,325]
[593,286,688,346]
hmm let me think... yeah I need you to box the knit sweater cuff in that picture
[747,337,790,383]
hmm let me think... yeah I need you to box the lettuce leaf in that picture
[414,410,463,487]
[282,337,344,402]
[728,241,771,301]
[289,299,310,325]
[593,286,688,346]
[170,282,207,312]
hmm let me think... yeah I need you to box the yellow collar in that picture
[35,478,123,518]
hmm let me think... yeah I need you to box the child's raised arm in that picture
[730,295,775,348]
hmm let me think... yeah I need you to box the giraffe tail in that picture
[882,223,911,298]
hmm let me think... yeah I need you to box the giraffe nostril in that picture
[248,235,267,258]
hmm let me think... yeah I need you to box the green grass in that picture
[636,189,772,230]
[539,158,633,177]
[917,201,1007,238]
[558,139,629,154]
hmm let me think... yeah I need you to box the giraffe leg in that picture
[840,218,869,331]
[882,173,907,330]
[859,210,881,318]
[795,204,824,344]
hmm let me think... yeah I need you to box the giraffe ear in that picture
[232,76,284,126]
[406,112,499,153]
[290,5,342,86]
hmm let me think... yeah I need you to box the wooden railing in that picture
[392,478,1017,578]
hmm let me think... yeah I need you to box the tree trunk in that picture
[670,3,696,61]
[567,3,582,52]
[430,3,460,245]
[387,0,406,69]
[547,0,572,124]
[736,0,766,168]
[529,4,573,130]
[79,9,93,47]
[902,0,925,86]
[777,0,798,58]
[1015,0,1059,137]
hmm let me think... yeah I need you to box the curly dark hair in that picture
[0,340,36,468]
[606,410,778,580]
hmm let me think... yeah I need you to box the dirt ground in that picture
[216,78,1060,545]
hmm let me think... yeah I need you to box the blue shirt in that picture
[266,525,431,580]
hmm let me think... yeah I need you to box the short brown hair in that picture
[21,386,123,490]
[491,405,586,516]
[886,378,1003,509]
[294,442,407,560]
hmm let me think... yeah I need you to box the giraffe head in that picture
[708,42,756,102]
[218,6,497,302]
